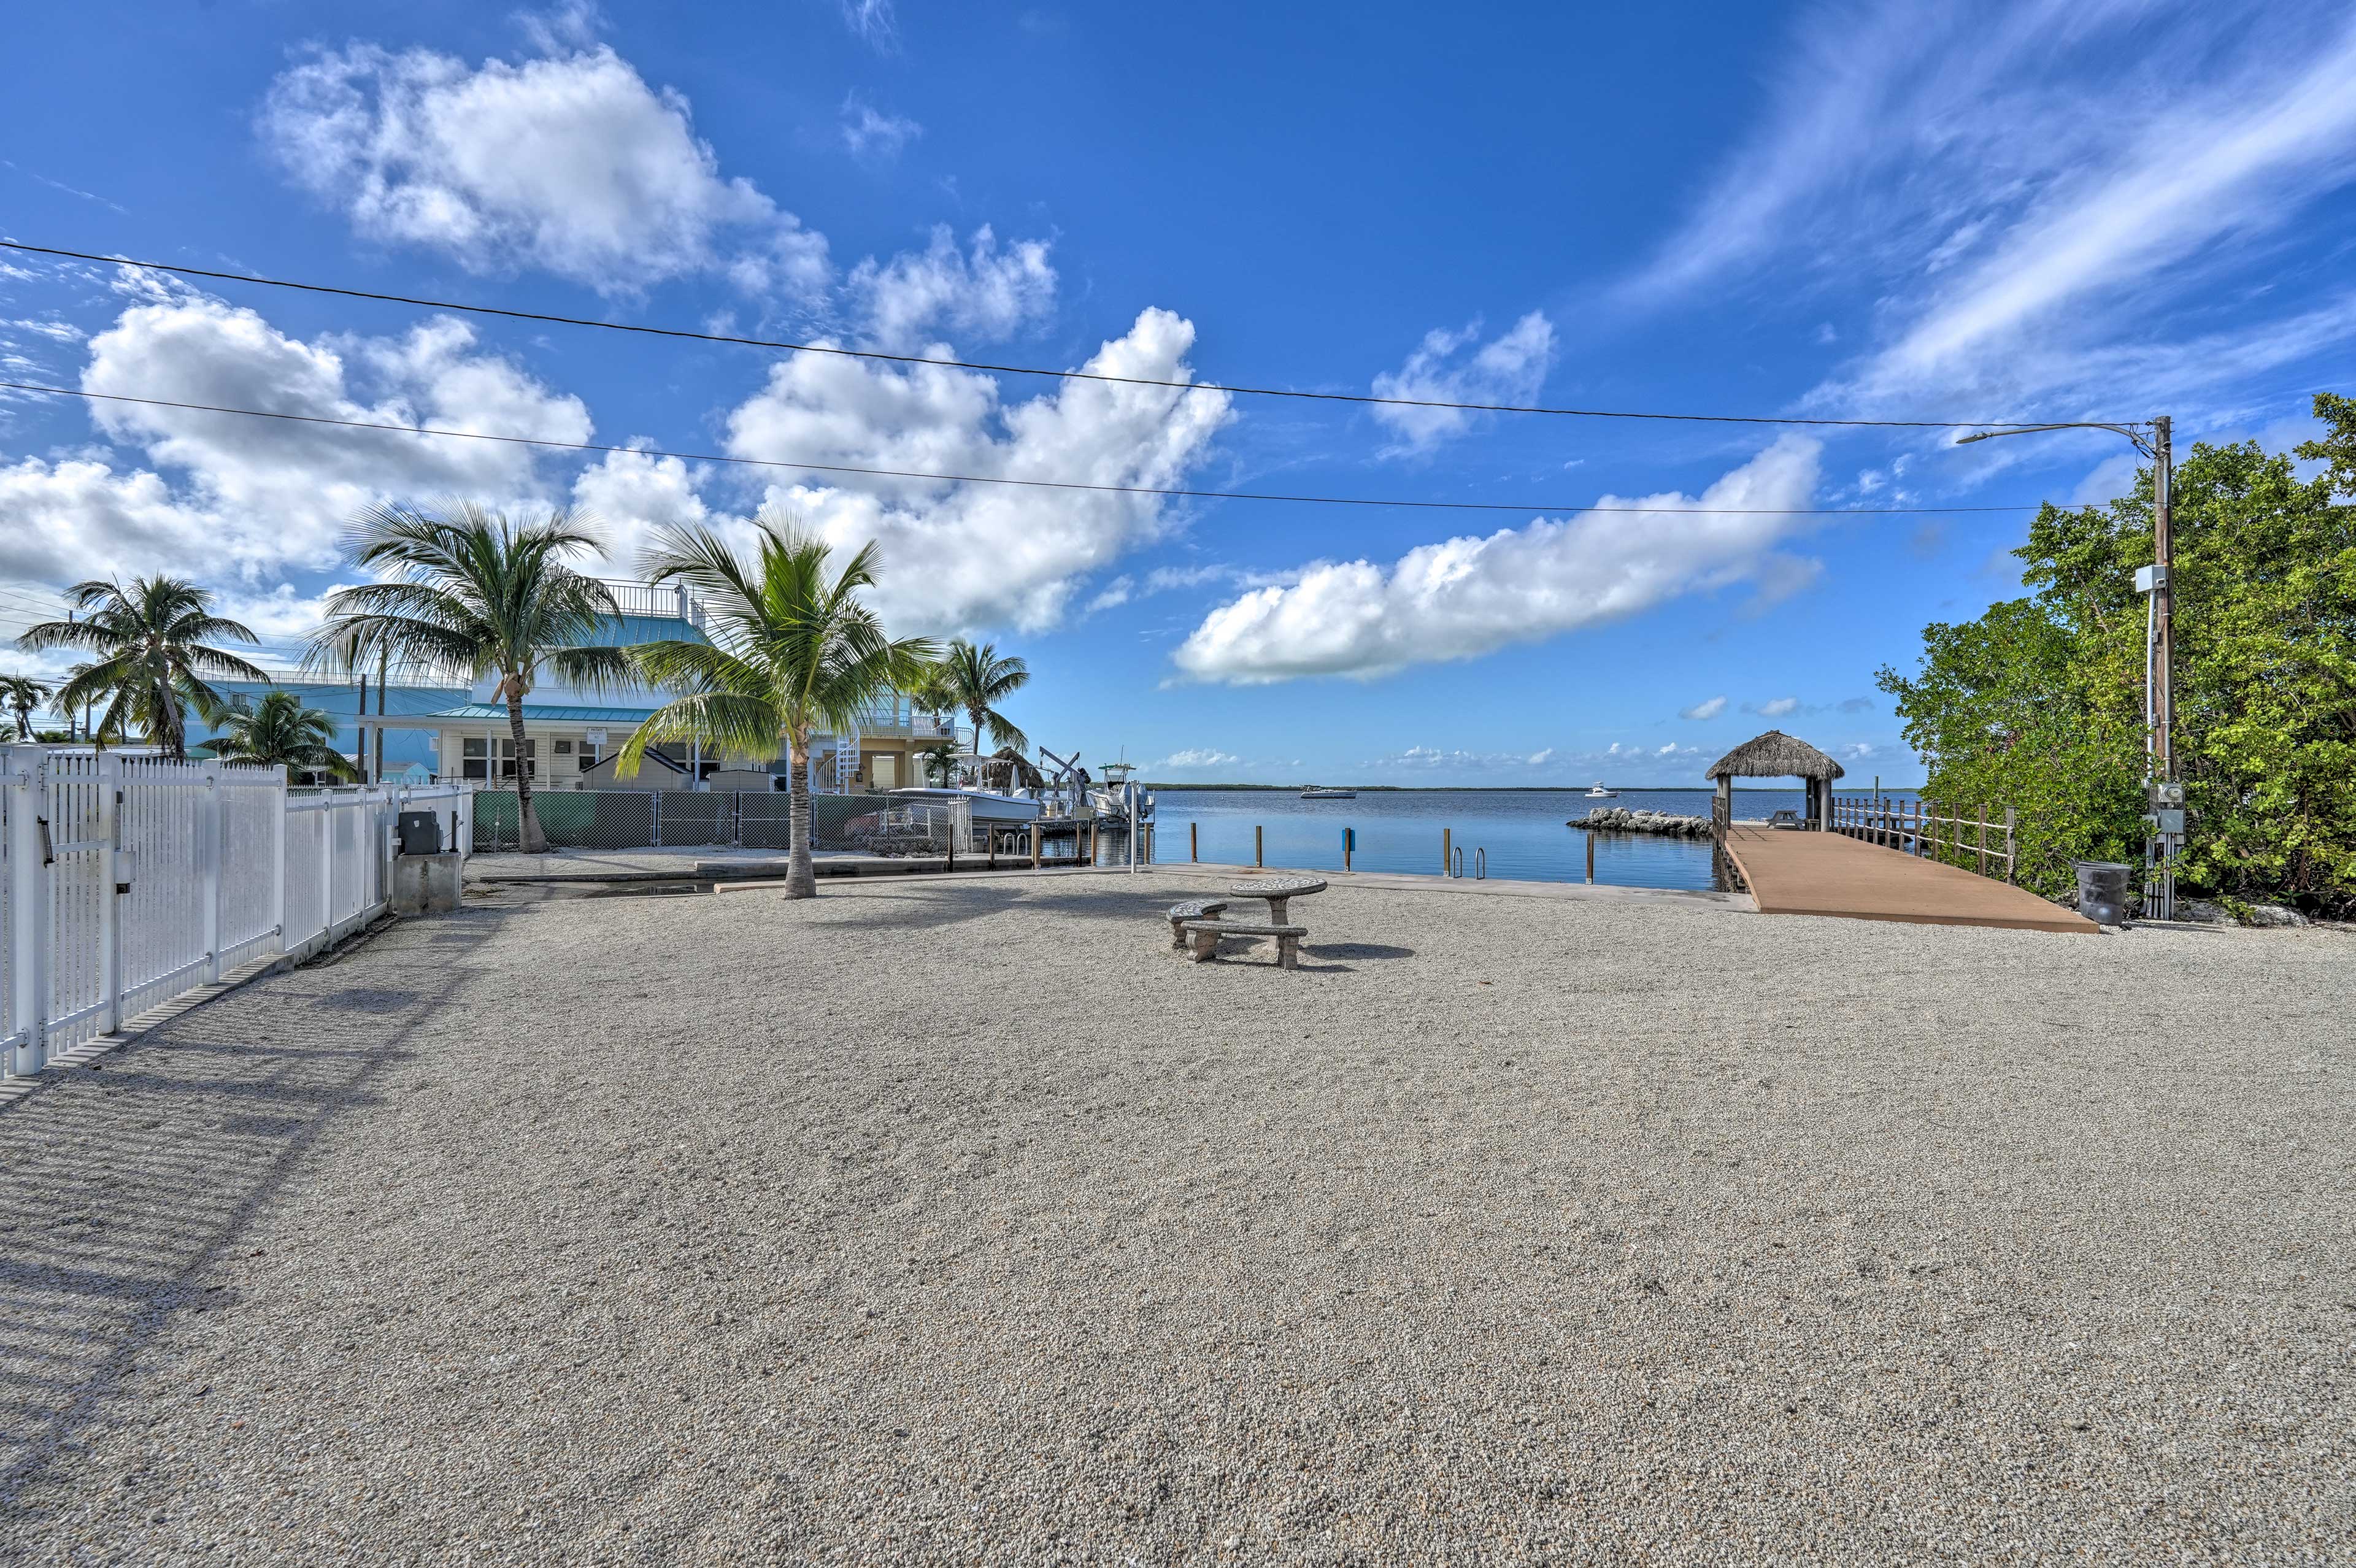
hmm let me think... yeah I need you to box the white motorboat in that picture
[1584,782,1619,799]
[888,786,1042,824]
[1299,786,1357,799]
[1090,760,1154,821]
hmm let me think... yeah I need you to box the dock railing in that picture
[1830,794,2017,882]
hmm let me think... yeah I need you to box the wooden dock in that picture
[1721,824,2096,934]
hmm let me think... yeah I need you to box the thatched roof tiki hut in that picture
[971,745,1046,793]
[1705,730,1846,832]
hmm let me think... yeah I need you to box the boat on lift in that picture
[1299,785,1357,799]
[1090,758,1154,821]
[887,785,1042,825]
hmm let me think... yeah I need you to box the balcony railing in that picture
[595,579,708,632]
[838,698,959,737]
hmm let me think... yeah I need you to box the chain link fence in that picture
[472,790,974,856]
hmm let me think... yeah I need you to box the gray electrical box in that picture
[395,810,443,857]
[2146,808,2186,835]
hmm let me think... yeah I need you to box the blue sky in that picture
[4,0,2352,784]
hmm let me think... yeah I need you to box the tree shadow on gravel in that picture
[0,912,504,1516]
[799,883,1209,934]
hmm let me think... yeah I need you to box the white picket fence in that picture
[1,748,472,1077]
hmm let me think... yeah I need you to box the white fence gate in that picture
[1,748,471,1078]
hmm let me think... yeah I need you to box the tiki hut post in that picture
[1704,729,1847,832]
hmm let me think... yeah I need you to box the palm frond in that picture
[626,639,772,699]
[616,692,782,776]
[549,644,639,693]
[13,620,115,655]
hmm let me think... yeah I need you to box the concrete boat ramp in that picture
[1723,823,2096,934]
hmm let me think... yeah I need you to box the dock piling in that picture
[1190,821,1198,863]
[1253,824,1263,868]
[1586,831,1595,885]
[1442,827,1452,877]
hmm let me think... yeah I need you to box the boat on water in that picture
[1299,786,1357,800]
[1584,782,1619,799]
[887,785,1041,824]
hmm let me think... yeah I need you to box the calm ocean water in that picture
[1136,787,1921,890]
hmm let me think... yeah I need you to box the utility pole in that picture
[2152,415,2173,779]
[2143,415,2182,921]
[375,646,388,785]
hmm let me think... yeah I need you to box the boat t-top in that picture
[1299,785,1357,799]
[1584,781,1619,798]
[1091,758,1153,821]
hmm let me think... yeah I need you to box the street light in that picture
[1955,416,2179,919]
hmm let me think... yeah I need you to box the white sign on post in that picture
[584,728,607,746]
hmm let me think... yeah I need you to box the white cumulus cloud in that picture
[1158,748,1238,769]
[1755,696,1800,718]
[1369,312,1555,452]
[848,225,1055,350]
[569,447,714,572]
[1171,436,1823,685]
[1679,696,1727,721]
[726,307,1231,633]
[2,291,587,584]
[260,40,828,294]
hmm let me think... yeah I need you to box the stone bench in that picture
[1180,919,1309,970]
[1167,898,1229,950]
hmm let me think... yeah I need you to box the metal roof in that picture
[428,703,661,723]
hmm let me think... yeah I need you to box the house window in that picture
[462,736,537,780]
[555,739,573,756]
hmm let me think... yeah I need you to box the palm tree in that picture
[307,501,631,853]
[200,690,358,780]
[1,674,50,741]
[941,639,1030,757]
[903,663,963,777]
[616,510,936,899]
[14,578,268,758]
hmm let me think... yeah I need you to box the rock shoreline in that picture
[1570,807,1715,839]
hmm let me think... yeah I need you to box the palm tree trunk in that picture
[507,688,546,853]
[786,737,816,898]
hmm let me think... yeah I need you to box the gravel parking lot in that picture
[2,870,2350,1563]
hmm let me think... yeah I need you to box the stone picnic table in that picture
[1226,875,1328,926]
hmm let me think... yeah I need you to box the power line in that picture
[0,380,2047,519]
[0,589,71,617]
[2,240,2087,433]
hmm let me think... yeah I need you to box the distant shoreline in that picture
[1142,783,1926,793]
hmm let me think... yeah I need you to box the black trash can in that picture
[2073,860,2133,925]
[396,810,444,857]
